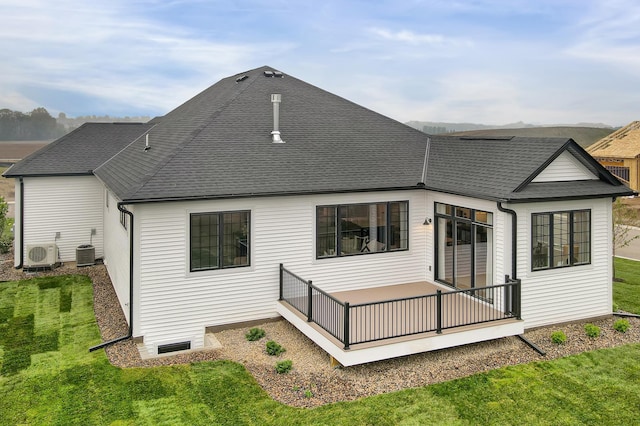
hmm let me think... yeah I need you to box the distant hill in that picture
[405,120,613,134]
[447,127,614,148]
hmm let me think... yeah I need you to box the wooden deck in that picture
[277,280,524,366]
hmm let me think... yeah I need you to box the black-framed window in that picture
[190,211,250,271]
[316,201,408,258]
[532,210,590,270]
[120,210,127,229]
[435,203,493,290]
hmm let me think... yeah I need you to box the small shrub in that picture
[614,319,630,333]
[266,340,285,356]
[550,330,567,345]
[584,323,600,338]
[245,327,265,341]
[613,303,620,313]
[275,360,292,374]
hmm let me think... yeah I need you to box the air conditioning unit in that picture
[26,243,59,268]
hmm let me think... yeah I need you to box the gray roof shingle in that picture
[3,122,153,177]
[6,66,633,202]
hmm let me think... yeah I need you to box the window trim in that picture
[189,210,251,272]
[531,209,591,271]
[315,201,409,259]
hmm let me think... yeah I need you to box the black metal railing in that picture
[279,264,521,350]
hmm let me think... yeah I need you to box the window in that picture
[435,203,493,289]
[190,211,250,271]
[532,210,590,270]
[119,210,127,229]
[316,201,408,258]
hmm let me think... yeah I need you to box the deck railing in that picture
[279,264,521,350]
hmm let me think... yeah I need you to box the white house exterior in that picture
[4,66,633,364]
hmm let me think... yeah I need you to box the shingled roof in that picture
[3,122,153,177]
[5,66,633,202]
[587,121,640,158]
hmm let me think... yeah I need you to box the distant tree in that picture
[29,107,56,139]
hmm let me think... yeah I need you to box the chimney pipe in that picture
[271,94,284,143]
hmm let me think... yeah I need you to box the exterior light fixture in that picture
[423,217,432,225]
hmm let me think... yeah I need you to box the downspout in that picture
[15,177,24,269]
[89,203,134,352]
[497,201,517,280]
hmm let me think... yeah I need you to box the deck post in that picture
[436,290,442,334]
[504,274,512,316]
[515,279,522,320]
[279,263,283,301]
[343,301,350,349]
[307,280,313,322]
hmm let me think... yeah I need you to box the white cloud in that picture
[369,27,471,47]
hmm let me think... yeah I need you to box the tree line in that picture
[0,108,151,141]
[0,108,63,140]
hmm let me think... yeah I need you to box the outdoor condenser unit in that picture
[25,243,58,267]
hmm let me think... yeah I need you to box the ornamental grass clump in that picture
[245,327,266,341]
[550,330,567,345]
[584,323,601,338]
[275,360,292,374]
[266,340,285,356]
[614,319,630,333]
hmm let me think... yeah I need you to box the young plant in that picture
[614,319,630,333]
[245,327,266,341]
[550,330,567,345]
[266,340,285,356]
[275,360,292,374]
[584,323,600,338]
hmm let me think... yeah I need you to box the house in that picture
[4,66,634,366]
[587,121,640,193]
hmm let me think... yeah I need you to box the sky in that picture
[1,0,639,126]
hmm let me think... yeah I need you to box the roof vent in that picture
[236,75,248,83]
[143,134,151,151]
[264,70,284,78]
[271,94,284,143]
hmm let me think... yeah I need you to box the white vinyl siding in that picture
[102,192,135,325]
[532,151,597,182]
[22,176,104,262]
[515,198,611,327]
[134,190,428,353]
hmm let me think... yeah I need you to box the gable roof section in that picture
[3,122,153,177]
[531,151,597,182]
[424,136,631,202]
[94,66,429,202]
[587,121,640,158]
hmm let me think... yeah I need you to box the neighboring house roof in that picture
[5,66,633,202]
[587,121,640,158]
[3,122,153,177]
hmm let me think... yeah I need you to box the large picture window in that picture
[532,210,590,270]
[316,201,408,258]
[435,203,493,289]
[190,211,250,271]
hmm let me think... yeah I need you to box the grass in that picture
[614,257,640,314]
[1,272,639,425]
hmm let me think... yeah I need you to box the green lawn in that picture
[1,271,639,425]
[614,257,640,314]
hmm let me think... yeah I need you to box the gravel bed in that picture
[2,250,639,408]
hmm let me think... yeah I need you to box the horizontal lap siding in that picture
[516,198,612,327]
[23,176,104,262]
[136,191,428,351]
[102,192,132,324]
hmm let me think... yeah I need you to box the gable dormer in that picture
[532,151,597,183]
